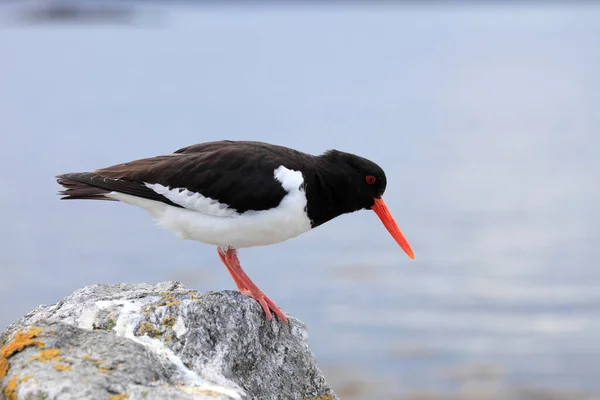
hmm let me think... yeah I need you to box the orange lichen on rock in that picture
[0,358,8,380]
[83,354,114,374]
[1,328,44,360]
[53,363,72,371]
[157,294,182,307]
[190,294,202,303]
[2,375,33,400]
[29,348,61,363]
[161,316,177,328]
[0,327,44,379]
[109,394,130,400]
[3,375,19,400]
[82,354,104,366]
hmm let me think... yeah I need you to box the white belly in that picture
[106,166,313,249]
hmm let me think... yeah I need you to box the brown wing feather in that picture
[57,174,115,201]
[173,140,250,154]
[56,171,183,207]
[94,155,179,179]
[173,140,286,155]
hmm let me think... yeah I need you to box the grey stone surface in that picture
[0,282,337,400]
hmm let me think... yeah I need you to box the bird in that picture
[56,140,415,323]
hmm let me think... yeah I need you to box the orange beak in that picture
[371,197,415,259]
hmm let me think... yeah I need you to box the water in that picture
[1,2,599,398]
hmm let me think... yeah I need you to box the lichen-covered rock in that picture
[0,282,337,400]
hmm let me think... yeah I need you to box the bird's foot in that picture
[218,246,289,323]
[241,288,288,323]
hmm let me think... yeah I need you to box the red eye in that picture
[366,175,376,185]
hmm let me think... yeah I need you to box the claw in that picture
[217,247,289,323]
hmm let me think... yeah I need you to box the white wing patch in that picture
[273,165,304,192]
[145,183,238,217]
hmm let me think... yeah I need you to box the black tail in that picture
[56,172,117,201]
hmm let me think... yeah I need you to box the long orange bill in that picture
[371,197,415,259]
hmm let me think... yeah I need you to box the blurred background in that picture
[1,1,599,399]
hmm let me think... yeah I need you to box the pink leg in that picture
[217,248,252,296]
[219,247,289,323]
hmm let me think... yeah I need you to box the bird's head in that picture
[322,150,415,260]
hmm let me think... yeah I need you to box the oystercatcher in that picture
[56,140,415,322]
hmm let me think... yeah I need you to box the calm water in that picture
[1,3,600,398]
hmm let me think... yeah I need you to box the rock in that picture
[0,282,337,400]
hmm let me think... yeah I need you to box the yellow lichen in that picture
[190,295,202,303]
[92,318,116,331]
[109,394,130,400]
[1,328,44,359]
[29,348,61,363]
[186,290,203,303]
[156,294,182,307]
[19,375,33,383]
[53,363,72,371]
[305,394,334,400]
[90,357,112,373]
[0,358,8,380]
[161,316,177,328]
[315,395,334,400]
[0,327,44,379]
[164,333,175,344]
[3,375,19,400]
[141,305,156,317]
[137,322,161,338]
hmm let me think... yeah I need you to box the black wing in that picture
[58,141,312,213]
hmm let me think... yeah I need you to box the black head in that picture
[310,149,415,259]
[320,149,387,211]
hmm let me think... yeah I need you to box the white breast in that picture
[106,166,313,249]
